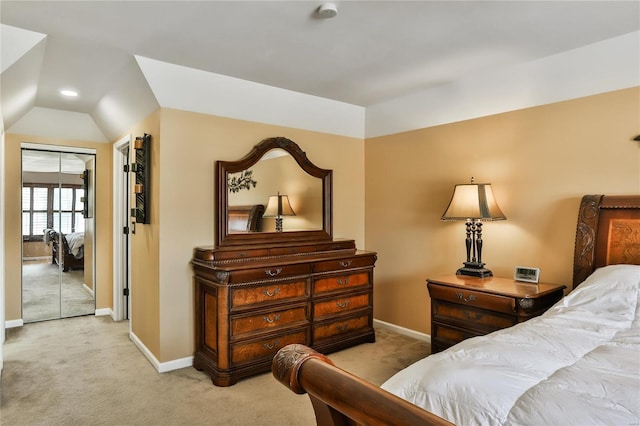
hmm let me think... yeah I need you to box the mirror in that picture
[21,148,96,322]
[217,137,332,247]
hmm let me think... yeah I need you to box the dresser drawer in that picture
[230,330,308,366]
[313,314,370,341]
[229,263,312,283]
[315,240,356,251]
[213,248,269,261]
[231,280,308,308]
[314,272,370,294]
[230,305,309,338]
[429,283,516,315]
[313,293,370,319]
[433,300,515,333]
[314,256,375,273]
[269,245,317,256]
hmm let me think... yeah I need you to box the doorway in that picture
[21,146,96,323]
[113,135,131,321]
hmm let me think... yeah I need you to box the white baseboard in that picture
[129,330,193,373]
[22,256,51,261]
[94,308,113,318]
[373,318,431,343]
[158,355,194,373]
[5,319,24,328]
[83,284,95,297]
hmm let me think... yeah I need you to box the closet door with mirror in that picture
[21,147,96,322]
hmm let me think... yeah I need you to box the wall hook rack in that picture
[130,133,151,224]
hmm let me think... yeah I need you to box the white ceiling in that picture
[1,1,639,141]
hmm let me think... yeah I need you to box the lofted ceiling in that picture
[1,1,639,142]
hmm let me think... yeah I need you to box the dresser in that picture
[427,275,565,353]
[192,239,376,386]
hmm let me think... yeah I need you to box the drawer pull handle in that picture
[339,260,352,268]
[463,310,483,321]
[337,277,350,286]
[336,324,349,332]
[336,300,350,309]
[263,340,280,350]
[456,292,476,303]
[263,313,281,323]
[263,288,280,297]
[265,268,282,277]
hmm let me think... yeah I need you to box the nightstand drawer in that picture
[433,300,516,332]
[429,283,516,315]
[432,322,479,349]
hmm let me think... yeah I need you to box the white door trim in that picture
[112,135,131,322]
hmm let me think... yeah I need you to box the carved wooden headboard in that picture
[572,194,640,288]
[228,204,265,233]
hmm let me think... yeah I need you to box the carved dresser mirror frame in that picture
[216,137,333,247]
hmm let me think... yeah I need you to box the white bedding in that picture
[381,264,640,426]
[65,232,84,259]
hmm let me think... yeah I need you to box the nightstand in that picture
[427,275,566,353]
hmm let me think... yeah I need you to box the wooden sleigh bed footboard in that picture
[272,344,452,426]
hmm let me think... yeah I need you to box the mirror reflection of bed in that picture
[21,148,96,323]
[228,205,265,233]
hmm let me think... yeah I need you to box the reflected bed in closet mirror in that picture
[216,137,332,247]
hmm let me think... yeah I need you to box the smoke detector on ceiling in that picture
[317,3,338,19]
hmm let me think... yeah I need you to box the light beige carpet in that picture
[21,262,94,322]
[0,316,431,425]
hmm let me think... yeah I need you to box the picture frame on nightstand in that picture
[514,266,540,283]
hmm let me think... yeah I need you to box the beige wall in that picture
[22,241,51,258]
[156,108,365,361]
[3,134,113,320]
[365,87,640,334]
[126,110,161,357]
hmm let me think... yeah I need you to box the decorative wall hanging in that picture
[80,169,91,218]
[131,133,151,224]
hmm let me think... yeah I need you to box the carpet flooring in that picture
[0,316,431,425]
[21,262,94,323]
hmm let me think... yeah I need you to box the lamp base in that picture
[456,262,493,278]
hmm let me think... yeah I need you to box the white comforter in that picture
[381,264,640,426]
[65,232,84,258]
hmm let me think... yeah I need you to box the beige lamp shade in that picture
[442,182,506,221]
[263,193,296,218]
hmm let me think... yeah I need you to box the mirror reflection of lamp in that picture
[263,192,296,232]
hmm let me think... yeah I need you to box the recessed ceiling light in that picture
[317,3,338,19]
[60,89,78,97]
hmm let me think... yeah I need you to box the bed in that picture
[46,229,85,272]
[272,194,640,426]
[228,204,265,233]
